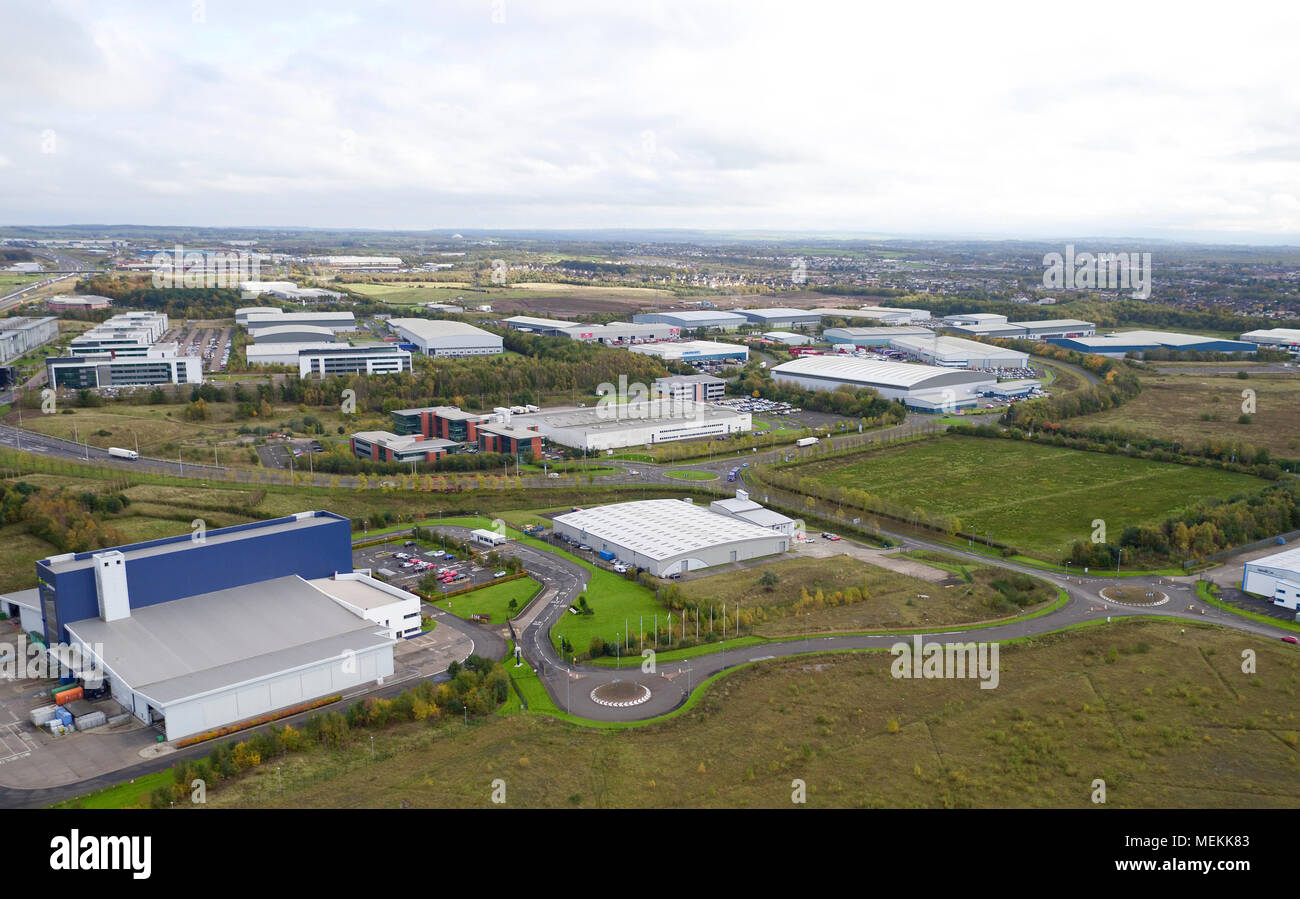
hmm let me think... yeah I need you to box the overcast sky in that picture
[3,0,1299,241]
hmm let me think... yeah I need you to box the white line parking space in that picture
[0,723,34,766]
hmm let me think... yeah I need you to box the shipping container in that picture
[75,711,107,731]
[598,550,615,561]
[54,706,74,726]
[29,704,58,726]
[54,686,84,705]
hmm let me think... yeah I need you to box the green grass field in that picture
[1076,370,1300,459]
[50,770,177,809]
[795,435,1266,560]
[664,469,717,481]
[436,576,541,623]
[194,619,1300,808]
[676,555,1056,636]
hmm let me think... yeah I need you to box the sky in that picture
[3,0,1300,241]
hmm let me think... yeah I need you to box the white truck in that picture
[795,437,819,448]
[108,447,139,460]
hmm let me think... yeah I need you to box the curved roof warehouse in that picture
[552,499,789,577]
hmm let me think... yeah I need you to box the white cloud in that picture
[0,0,1298,239]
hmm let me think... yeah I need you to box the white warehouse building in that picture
[771,355,995,411]
[512,402,751,450]
[1242,546,1300,611]
[553,499,789,577]
[889,334,1029,369]
[387,318,503,357]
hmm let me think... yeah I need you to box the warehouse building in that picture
[944,313,1009,326]
[1240,328,1300,356]
[502,314,581,335]
[1047,330,1258,356]
[628,339,749,363]
[889,334,1028,369]
[511,402,750,450]
[945,321,1029,339]
[762,331,815,346]
[299,344,412,378]
[1242,546,1300,611]
[308,573,421,641]
[0,316,59,365]
[873,306,932,322]
[303,255,404,269]
[46,295,112,312]
[251,324,339,344]
[709,491,798,537]
[771,356,994,410]
[815,307,913,326]
[736,308,821,329]
[239,309,356,333]
[351,431,458,464]
[9,512,403,742]
[571,322,678,344]
[632,310,748,331]
[1010,319,1095,339]
[553,499,788,576]
[47,344,202,389]
[824,326,932,347]
[386,318,502,357]
[653,373,726,402]
[246,342,340,367]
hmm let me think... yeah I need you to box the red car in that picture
[1282,636,1298,645]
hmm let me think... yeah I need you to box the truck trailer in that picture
[108,447,139,460]
[795,437,819,447]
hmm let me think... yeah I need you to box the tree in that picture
[758,570,780,591]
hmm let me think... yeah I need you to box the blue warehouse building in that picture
[1047,330,1257,357]
[7,511,408,741]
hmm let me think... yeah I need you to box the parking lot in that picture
[0,621,158,790]
[160,322,235,372]
[353,541,508,595]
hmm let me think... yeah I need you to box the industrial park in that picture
[0,0,1296,879]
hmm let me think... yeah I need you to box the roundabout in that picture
[1099,585,1169,606]
[590,680,652,708]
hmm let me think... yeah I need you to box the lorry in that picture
[108,447,138,460]
[796,437,819,448]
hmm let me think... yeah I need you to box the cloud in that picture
[1,0,1298,238]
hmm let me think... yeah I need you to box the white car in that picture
[613,564,628,573]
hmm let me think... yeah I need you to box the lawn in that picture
[1075,370,1300,460]
[674,555,1057,636]
[49,770,178,809]
[197,619,1300,808]
[664,469,717,481]
[793,435,1266,560]
[405,511,671,657]
[435,576,541,623]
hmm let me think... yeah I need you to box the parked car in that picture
[613,564,628,573]
[493,570,508,578]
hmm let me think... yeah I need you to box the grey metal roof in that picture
[65,575,392,706]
